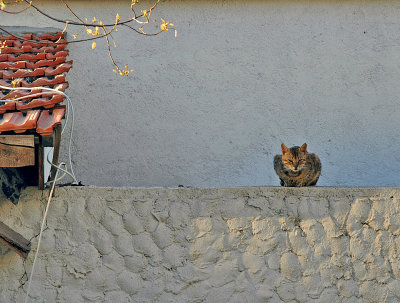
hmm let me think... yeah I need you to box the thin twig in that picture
[0,0,32,14]
[20,0,160,27]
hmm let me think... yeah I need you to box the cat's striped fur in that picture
[274,143,321,187]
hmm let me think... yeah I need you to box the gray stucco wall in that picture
[1,186,400,302]
[1,0,400,187]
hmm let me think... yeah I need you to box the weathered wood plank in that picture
[38,144,44,190]
[0,222,30,258]
[0,135,35,167]
[50,125,61,184]
[0,135,35,147]
[0,145,35,167]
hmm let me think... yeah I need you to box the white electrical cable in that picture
[24,163,62,303]
[0,84,77,183]
[46,149,76,183]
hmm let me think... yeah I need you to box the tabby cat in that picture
[273,143,321,187]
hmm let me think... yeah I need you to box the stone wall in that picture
[0,186,399,302]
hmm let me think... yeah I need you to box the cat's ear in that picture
[281,144,289,155]
[300,143,307,153]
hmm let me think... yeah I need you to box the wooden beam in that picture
[38,144,44,190]
[0,135,35,147]
[49,125,62,184]
[0,222,30,258]
[0,135,35,167]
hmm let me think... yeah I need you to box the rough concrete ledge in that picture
[0,186,399,302]
[0,26,62,35]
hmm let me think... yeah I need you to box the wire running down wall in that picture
[0,186,399,302]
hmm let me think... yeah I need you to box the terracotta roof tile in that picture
[5,53,47,62]
[0,31,72,135]
[0,110,40,134]
[0,61,26,69]
[0,101,16,114]
[16,94,64,111]
[36,106,66,136]
[45,62,73,76]
[25,57,67,68]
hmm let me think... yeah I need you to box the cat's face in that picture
[281,143,307,171]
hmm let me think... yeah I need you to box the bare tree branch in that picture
[0,0,175,76]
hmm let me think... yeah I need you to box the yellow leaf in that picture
[116,13,121,23]
[91,41,97,50]
[87,29,93,35]
[160,18,173,31]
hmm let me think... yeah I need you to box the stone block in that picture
[132,233,160,257]
[280,252,301,281]
[82,289,104,302]
[58,285,85,303]
[251,217,280,241]
[302,274,324,299]
[89,226,113,255]
[328,198,351,225]
[117,270,143,295]
[102,250,125,273]
[101,208,124,236]
[337,279,359,298]
[152,222,173,249]
[317,288,340,303]
[276,280,296,301]
[168,202,192,229]
[288,228,311,257]
[85,196,106,221]
[123,209,145,235]
[107,198,132,216]
[242,251,265,275]
[85,267,119,292]
[208,260,238,288]
[124,254,148,275]
[163,244,187,268]
[103,290,133,303]
[388,280,400,299]
[359,280,388,303]
[114,231,135,257]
